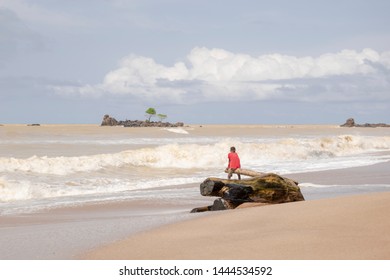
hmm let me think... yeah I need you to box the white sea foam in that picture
[162,127,189,134]
[0,175,202,204]
[1,135,389,175]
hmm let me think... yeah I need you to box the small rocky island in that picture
[101,114,184,127]
[340,118,390,128]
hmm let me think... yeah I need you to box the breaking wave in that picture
[1,135,389,175]
[0,176,202,204]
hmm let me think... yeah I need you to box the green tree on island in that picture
[145,107,156,121]
[157,114,167,122]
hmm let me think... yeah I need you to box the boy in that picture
[227,146,241,180]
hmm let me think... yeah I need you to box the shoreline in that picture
[286,160,390,185]
[0,183,215,260]
[287,160,390,200]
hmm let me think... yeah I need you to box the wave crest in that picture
[0,135,389,175]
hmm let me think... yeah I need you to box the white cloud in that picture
[52,47,390,104]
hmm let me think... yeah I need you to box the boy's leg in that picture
[236,168,241,180]
[228,168,233,179]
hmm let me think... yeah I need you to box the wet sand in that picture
[0,184,214,259]
[82,192,390,260]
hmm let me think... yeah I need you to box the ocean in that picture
[1,124,390,216]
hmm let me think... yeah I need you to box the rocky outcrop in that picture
[100,114,184,127]
[341,118,390,128]
[101,115,118,126]
[340,118,356,127]
[191,173,305,212]
[119,120,184,127]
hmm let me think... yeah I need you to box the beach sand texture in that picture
[83,192,390,260]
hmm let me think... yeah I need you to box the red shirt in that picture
[228,152,241,169]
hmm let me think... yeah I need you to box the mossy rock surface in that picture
[195,173,304,212]
[226,173,304,203]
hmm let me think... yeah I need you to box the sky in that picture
[1,0,390,124]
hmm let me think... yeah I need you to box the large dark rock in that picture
[191,173,305,212]
[340,118,356,127]
[101,114,118,126]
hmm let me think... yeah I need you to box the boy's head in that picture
[230,146,236,152]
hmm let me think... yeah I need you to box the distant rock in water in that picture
[340,118,390,128]
[100,114,184,127]
[101,114,118,126]
[340,118,356,127]
[120,120,184,127]
[27,124,41,126]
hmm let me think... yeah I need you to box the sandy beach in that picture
[81,162,390,260]
[82,192,390,260]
